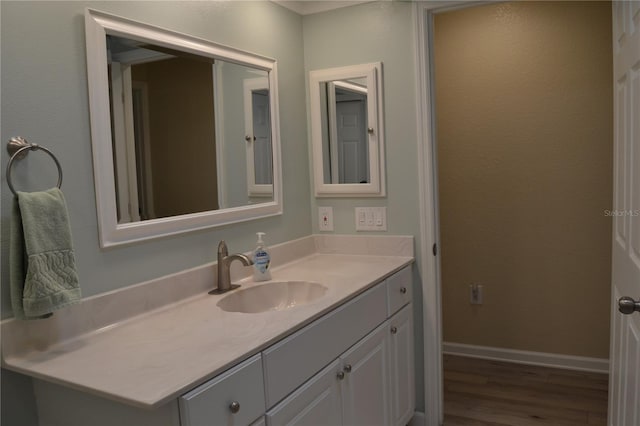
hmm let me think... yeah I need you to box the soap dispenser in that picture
[252,232,272,281]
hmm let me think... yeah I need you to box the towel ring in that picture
[6,137,63,196]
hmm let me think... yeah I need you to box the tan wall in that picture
[434,1,613,358]
[133,57,218,219]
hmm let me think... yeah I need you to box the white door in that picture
[609,2,640,426]
[341,322,391,426]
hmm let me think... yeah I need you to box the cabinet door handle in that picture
[344,364,352,373]
[400,287,407,294]
[337,371,345,380]
[390,326,398,334]
[229,401,240,414]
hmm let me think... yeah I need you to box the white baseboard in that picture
[408,411,426,426]
[443,342,609,374]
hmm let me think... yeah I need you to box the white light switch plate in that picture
[319,207,334,231]
[355,207,387,231]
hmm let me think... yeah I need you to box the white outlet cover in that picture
[318,206,334,231]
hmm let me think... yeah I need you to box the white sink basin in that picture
[217,281,328,314]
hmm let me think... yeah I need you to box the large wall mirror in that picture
[85,9,282,247]
[309,63,385,197]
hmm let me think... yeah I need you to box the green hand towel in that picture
[10,188,81,319]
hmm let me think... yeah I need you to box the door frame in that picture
[412,2,507,425]
[414,2,621,426]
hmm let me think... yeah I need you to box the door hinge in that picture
[432,243,438,256]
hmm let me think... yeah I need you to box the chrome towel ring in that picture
[6,137,63,196]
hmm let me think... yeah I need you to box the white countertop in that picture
[2,252,412,409]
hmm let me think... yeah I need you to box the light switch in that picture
[366,210,374,226]
[355,207,387,231]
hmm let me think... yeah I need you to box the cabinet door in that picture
[263,282,387,407]
[389,304,414,426]
[341,322,391,426]
[266,360,342,426]
[250,416,266,426]
[179,354,265,426]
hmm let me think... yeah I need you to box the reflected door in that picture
[336,99,368,184]
[252,91,273,186]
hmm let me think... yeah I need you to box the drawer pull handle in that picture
[400,287,407,294]
[337,371,345,380]
[391,326,398,334]
[344,364,352,373]
[229,401,240,414]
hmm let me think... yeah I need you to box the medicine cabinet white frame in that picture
[309,62,385,197]
[84,9,282,247]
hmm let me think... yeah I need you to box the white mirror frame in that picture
[309,62,385,197]
[84,9,282,247]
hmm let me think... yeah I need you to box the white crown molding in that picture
[272,0,373,16]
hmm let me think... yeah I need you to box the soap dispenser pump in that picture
[252,232,271,281]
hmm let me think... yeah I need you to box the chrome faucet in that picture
[209,240,253,294]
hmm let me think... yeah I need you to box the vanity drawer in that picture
[180,353,265,426]
[262,282,387,407]
[386,266,412,316]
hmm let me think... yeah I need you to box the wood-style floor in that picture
[443,354,609,426]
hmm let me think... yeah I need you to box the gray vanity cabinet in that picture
[265,305,413,426]
[261,282,387,407]
[265,323,391,426]
[31,265,414,426]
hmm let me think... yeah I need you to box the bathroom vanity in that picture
[1,235,415,426]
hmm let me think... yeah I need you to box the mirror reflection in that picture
[320,79,370,184]
[106,35,273,224]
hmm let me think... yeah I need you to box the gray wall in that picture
[1,1,308,424]
[303,1,425,411]
[1,0,426,422]
[1,0,309,314]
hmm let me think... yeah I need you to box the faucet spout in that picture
[226,253,253,267]
[209,241,254,295]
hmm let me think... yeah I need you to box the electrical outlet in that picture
[470,284,483,305]
[318,206,334,231]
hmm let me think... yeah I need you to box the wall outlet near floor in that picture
[355,207,387,231]
[470,283,483,305]
[318,206,334,231]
